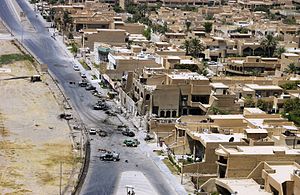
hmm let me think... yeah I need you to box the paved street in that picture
[0,1,184,195]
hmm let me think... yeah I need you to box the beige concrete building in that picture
[215,145,300,178]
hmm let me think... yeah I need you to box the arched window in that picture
[166,111,171,118]
[172,111,177,117]
[160,111,165,117]
[145,94,150,100]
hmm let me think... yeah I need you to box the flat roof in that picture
[215,179,271,195]
[245,128,268,134]
[168,72,208,80]
[222,146,300,155]
[245,84,282,91]
[191,132,245,143]
[282,53,299,57]
[268,164,298,183]
[209,115,244,120]
[210,82,229,89]
[244,107,265,114]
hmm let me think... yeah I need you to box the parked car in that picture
[98,130,108,137]
[78,80,88,87]
[122,129,135,137]
[89,128,97,135]
[73,65,80,71]
[105,110,117,116]
[144,134,154,141]
[85,84,96,91]
[123,139,140,147]
[81,73,87,78]
[100,151,120,161]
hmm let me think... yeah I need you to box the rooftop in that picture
[190,132,245,143]
[218,146,300,155]
[245,84,282,91]
[215,179,271,195]
[168,72,208,81]
[209,115,244,120]
[268,164,299,183]
[210,82,229,89]
[244,128,268,134]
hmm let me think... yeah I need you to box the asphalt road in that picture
[0,1,179,195]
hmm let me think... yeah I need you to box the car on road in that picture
[105,110,117,116]
[78,80,88,87]
[98,130,108,137]
[144,134,154,141]
[89,128,97,135]
[81,73,87,78]
[122,129,135,137]
[85,84,96,91]
[123,139,140,147]
[73,65,80,71]
[100,151,120,161]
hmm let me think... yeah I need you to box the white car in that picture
[81,73,87,78]
[89,128,97,135]
[73,65,80,71]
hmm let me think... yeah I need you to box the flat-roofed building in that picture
[226,56,280,76]
[215,145,300,178]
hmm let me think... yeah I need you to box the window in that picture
[166,111,171,117]
[160,111,165,117]
[172,111,177,117]
[145,94,150,100]
[140,93,143,98]
[191,95,209,104]
[152,106,159,115]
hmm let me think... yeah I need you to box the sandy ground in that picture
[0,40,80,194]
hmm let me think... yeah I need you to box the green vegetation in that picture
[79,60,91,70]
[283,98,300,125]
[163,158,179,174]
[0,54,34,65]
[260,34,278,57]
[236,27,249,34]
[274,46,286,58]
[181,5,198,12]
[283,17,297,25]
[174,64,199,72]
[113,4,124,13]
[205,14,214,20]
[244,96,255,107]
[143,27,151,40]
[181,38,205,58]
[284,63,300,74]
[257,99,273,112]
[69,42,78,54]
[211,106,230,115]
[280,81,300,90]
[203,22,213,33]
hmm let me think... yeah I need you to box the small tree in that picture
[244,96,255,107]
[185,20,192,32]
[260,34,278,57]
[143,27,151,40]
[274,46,286,57]
[203,22,213,33]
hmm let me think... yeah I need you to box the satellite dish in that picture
[229,137,234,142]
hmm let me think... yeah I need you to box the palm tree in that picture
[190,38,205,58]
[274,46,286,58]
[285,63,298,74]
[182,39,191,55]
[260,34,278,57]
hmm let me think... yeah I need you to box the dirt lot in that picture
[0,40,80,194]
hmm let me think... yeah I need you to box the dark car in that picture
[79,81,88,87]
[122,129,135,137]
[123,139,140,147]
[100,151,120,161]
[98,130,108,137]
[105,110,117,116]
[85,84,96,91]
